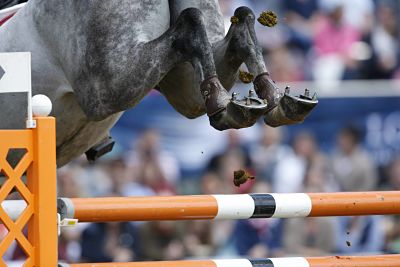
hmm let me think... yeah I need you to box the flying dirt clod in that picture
[233,169,255,187]
[257,10,278,27]
[239,70,254,83]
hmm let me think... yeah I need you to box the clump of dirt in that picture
[239,70,254,83]
[258,11,278,27]
[233,169,255,187]
[230,15,239,24]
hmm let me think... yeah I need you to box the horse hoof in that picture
[209,90,268,130]
[264,89,318,127]
[85,136,115,162]
[229,89,269,119]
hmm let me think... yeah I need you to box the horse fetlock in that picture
[200,76,230,116]
[253,72,280,109]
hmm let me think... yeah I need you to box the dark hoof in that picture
[209,90,268,130]
[85,136,115,162]
[229,89,269,119]
[264,89,318,127]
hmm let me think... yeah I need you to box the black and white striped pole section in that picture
[60,254,400,267]
[56,191,400,222]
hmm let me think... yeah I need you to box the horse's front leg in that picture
[76,8,260,130]
[214,6,318,128]
[171,9,266,130]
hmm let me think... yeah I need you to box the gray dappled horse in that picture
[0,0,317,167]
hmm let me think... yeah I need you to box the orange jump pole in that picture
[65,254,400,267]
[58,191,400,222]
[58,195,219,222]
[307,254,400,267]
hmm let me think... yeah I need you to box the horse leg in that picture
[77,6,262,130]
[215,6,318,127]
[158,2,271,130]
[171,9,268,130]
[74,7,215,119]
[161,3,317,129]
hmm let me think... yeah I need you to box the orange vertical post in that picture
[0,128,34,266]
[28,117,57,266]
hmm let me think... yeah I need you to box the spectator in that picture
[332,126,378,191]
[183,220,215,257]
[126,129,179,196]
[359,2,399,79]
[105,157,155,197]
[200,173,236,257]
[312,0,361,82]
[207,130,252,173]
[80,222,140,263]
[231,181,283,257]
[251,125,292,183]
[273,131,327,193]
[283,217,336,256]
[302,164,339,193]
[207,130,253,193]
[65,159,113,198]
[105,158,130,195]
[57,166,88,263]
[282,0,319,52]
[138,221,185,261]
[58,166,87,198]
[282,164,336,256]
[267,45,306,81]
[201,172,224,195]
[340,0,374,33]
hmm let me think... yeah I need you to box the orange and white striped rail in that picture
[52,191,400,222]
[59,254,400,267]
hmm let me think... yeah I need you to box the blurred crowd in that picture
[220,0,400,83]
[47,123,400,263]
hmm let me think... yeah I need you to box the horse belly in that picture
[54,93,122,167]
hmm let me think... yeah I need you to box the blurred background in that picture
[4,0,400,264]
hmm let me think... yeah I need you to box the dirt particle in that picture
[239,70,254,83]
[257,11,278,27]
[346,241,351,247]
[230,15,239,24]
[233,169,255,187]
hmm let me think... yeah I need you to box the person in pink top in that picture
[313,0,361,81]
